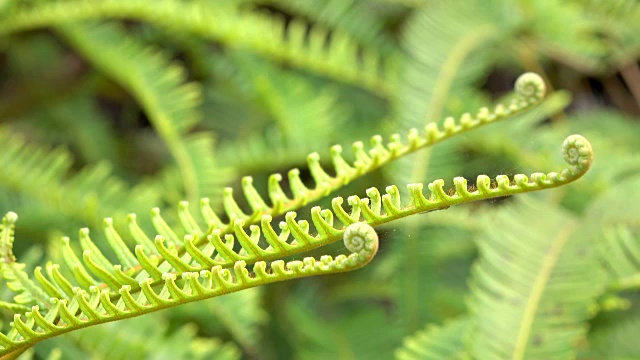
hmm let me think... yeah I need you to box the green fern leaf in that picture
[468,196,606,360]
[0,128,157,230]
[59,22,221,202]
[0,0,398,95]
[216,54,349,172]
[395,0,498,129]
[65,315,241,359]
[0,127,593,355]
[0,218,381,356]
[395,318,469,360]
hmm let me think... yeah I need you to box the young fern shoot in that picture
[111,71,551,282]
[0,73,595,357]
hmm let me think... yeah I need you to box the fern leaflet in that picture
[59,22,220,203]
[0,0,397,95]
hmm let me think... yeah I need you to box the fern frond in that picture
[174,289,266,354]
[214,72,548,233]
[74,132,593,292]
[216,54,348,172]
[59,22,221,203]
[468,196,606,360]
[67,315,241,359]
[261,0,398,53]
[1,72,555,301]
[0,124,594,355]
[0,128,157,229]
[0,220,379,356]
[0,0,397,95]
[395,0,498,128]
[109,72,550,278]
[395,318,469,360]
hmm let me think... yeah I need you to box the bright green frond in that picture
[0,220,380,356]
[0,117,594,355]
[0,0,626,357]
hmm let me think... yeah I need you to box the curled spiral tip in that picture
[343,222,379,261]
[514,72,546,100]
[562,134,593,169]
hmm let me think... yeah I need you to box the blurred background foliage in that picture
[0,0,639,359]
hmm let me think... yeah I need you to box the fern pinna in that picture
[0,73,594,357]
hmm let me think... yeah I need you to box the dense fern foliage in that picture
[0,1,638,359]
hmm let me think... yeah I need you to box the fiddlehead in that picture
[514,71,546,103]
[561,134,594,177]
[343,223,379,261]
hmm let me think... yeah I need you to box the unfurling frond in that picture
[0,71,595,356]
[0,220,379,356]
[201,72,546,235]
[0,128,593,355]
